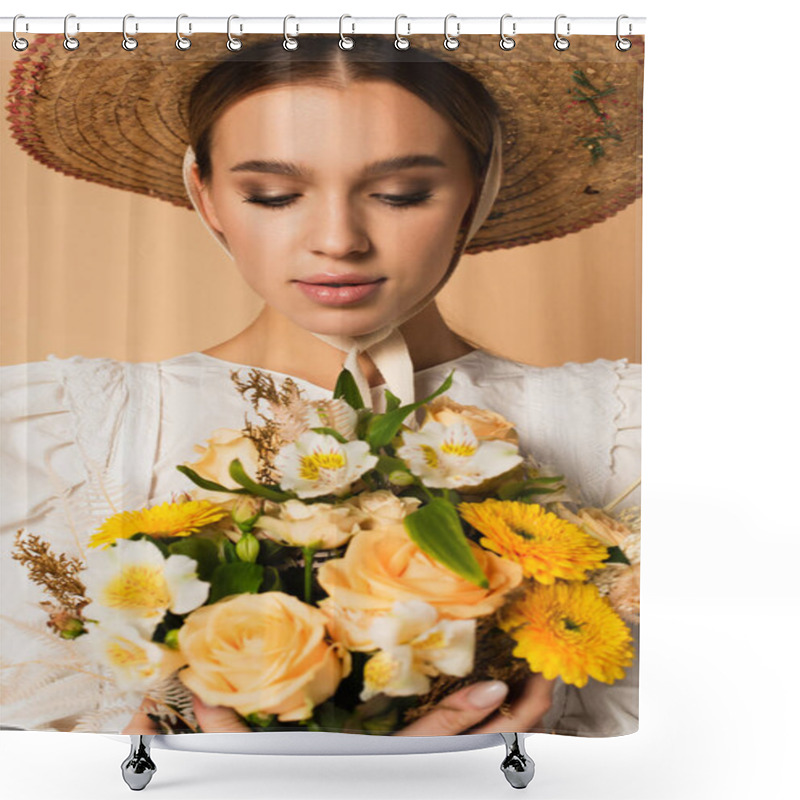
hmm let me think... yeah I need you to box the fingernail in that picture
[467,680,509,708]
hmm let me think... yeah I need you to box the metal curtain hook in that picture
[176,14,192,50]
[394,15,410,50]
[63,13,79,50]
[443,14,459,50]
[12,15,29,51]
[554,14,570,51]
[339,15,354,50]
[122,14,138,51]
[499,14,515,50]
[283,15,298,50]
[227,15,242,51]
[616,14,632,51]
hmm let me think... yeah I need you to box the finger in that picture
[468,674,556,735]
[395,681,509,736]
[192,695,250,733]
[121,698,158,735]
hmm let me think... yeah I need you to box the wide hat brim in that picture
[6,32,643,254]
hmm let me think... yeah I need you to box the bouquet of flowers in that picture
[9,366,640,734]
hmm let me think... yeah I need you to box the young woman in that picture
[1,33,642,738]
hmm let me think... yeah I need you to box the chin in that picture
[299,309,401,339]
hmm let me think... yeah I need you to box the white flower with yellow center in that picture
[396,420,523,489]
[82,538,210,635]
[360,600,476,701]
[273,431,378,499]
[82,621,186,691]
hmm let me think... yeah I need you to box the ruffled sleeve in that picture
[522,357,640,509]
[606,359,641,509]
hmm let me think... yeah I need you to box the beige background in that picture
[0,35,641,368]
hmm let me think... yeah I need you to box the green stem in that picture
[303,547,316,604]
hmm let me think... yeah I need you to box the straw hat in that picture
[6,32,643,410]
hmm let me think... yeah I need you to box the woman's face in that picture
[193,80,476,337]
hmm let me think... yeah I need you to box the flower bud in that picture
[236,532,260,563]
[59,618,87,639]
[388,470,415,487]
[164,629,181,650]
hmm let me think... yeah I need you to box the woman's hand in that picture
[121,675,554,736]
[121,694,249,734]
[394,675,555,736]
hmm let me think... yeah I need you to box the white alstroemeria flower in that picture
[360,600,476,701]
[82,621,186,691]
[396,420,523,489]
[82,538,210,635]
[273,431,378,499]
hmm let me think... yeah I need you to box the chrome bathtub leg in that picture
[499,732,535,789]
[121,735,156,791]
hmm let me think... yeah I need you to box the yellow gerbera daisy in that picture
[499,581,634,687]
[458,499,609,584]
[89,500,228,549]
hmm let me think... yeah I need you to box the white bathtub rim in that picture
[103,730,525,756]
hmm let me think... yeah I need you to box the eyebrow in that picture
[229,154,447,177]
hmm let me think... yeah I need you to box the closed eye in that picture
[242,190,433,210]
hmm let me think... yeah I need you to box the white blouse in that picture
[0,349,641,736]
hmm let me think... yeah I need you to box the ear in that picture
[189,161,225,237]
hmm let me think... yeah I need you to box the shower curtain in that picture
[0,30,644,739]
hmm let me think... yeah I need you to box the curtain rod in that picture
[1,16,646,37]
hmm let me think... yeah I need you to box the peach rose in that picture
[184,428,264,505]
[421,396,520,446]
[317,523,523,651]
[178,592,351,721]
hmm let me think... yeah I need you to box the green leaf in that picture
[175,464,244,495]
[333,368,365,410]
[222,540,238,564]
[518,486,562,497]
[208,562,265,603]
[229,459,292,501]
[167,537,220,582]
[375,454,409,475]
[383,389,402,413]
[604,546,631,565]
[366,371,455,450]
[403,497,488,588]
[310,427,349,444]
[497,481,528,500]
[260,565,282,592]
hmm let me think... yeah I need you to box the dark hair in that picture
[188,36,500,186]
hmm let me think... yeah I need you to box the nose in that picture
[307,195,370,259]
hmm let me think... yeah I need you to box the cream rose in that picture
[317,523,523,651]
[421,396,520,446]
[178,592,351,721]
[343,490,422,527]
[253,498,366,549]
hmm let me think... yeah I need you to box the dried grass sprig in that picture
[11,530,88,621]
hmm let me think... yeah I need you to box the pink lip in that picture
[300,273,384,285]
[296,278,386,306]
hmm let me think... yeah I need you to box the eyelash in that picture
[242,191,433,210]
